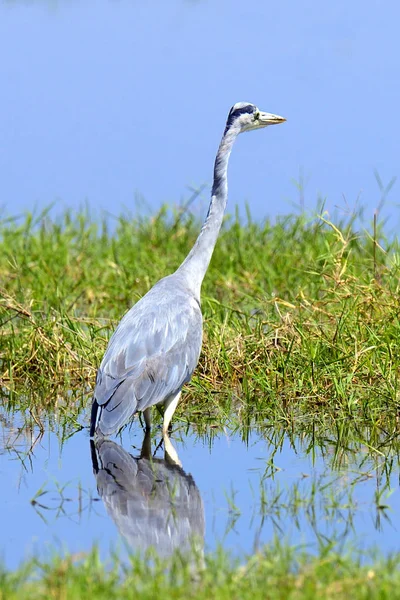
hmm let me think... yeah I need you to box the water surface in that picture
[1,409,399,569]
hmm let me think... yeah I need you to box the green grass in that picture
[1,205,400,442]
[1,543,400,599]
[2,203,400,596]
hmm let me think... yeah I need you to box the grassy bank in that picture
[1,543,400,600]
[1,205,400,446]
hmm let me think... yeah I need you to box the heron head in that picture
[225,102,286,134]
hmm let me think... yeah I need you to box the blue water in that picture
[1,410,399,569]
[1,1,399,226]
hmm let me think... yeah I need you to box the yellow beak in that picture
[258,111,286,126]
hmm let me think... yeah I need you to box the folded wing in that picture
[92,280,202,436]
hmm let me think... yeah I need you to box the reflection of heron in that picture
[90,431,205,558]
[90,103,286,437]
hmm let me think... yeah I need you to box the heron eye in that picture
[254,111,260,120]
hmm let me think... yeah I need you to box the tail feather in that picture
[90,398,99,437]
[94,379,139,437]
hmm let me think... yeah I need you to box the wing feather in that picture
[93,277,202,436]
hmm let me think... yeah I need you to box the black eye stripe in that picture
[228,104,256,118]
[225,104,256,133]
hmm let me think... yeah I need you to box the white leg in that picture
[163,432,182,467]
[162,391,181,435]
[143,407,152,431]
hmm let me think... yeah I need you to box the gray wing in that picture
[93,277,203,436]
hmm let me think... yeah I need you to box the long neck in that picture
[177,124,240,297]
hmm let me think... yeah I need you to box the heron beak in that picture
[258,111,286,126]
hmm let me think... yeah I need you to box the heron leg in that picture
[163,432,182,467]
[140,428,152,460]
[143,407,152,431]
[162,391,181,435]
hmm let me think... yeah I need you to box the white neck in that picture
[176,124,240,298]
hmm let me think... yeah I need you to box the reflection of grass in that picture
[1,205,400,451]
[30,480,99,525]
[0,543,400,598]
[219,461,396,548]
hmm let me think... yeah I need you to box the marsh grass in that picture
[1,205,400,451]
[1,543,400,599]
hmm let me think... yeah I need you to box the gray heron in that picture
[90,102,286,437]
